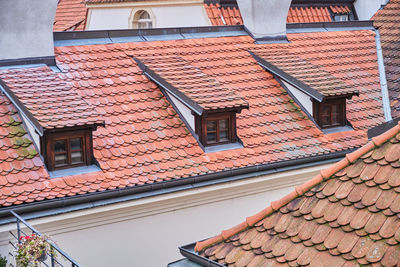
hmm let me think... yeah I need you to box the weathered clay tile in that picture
[196,126,400,265]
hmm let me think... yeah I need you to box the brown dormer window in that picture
[313,98,346,129]
[43,130,92,171]
[195,112,237,146]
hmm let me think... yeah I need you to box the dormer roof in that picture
[132,54,249,114]
[250,31,364,101]
[0,66,103,134]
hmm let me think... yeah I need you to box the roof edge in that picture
[248,51,325,102]
[133,57,204,115]
[0,79,44,136]
[194,121,400,253]
[0,150,354,223]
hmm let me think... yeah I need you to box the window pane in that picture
[71,151,83,164]
[219,119,228,130]
[220,130,229,142]
[55,154,67,166]
[206,120,217,132]
[70,138,82,151]
[54,140,66,153]
[207,132,217,143]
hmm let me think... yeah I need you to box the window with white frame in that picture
[133,10,153,29]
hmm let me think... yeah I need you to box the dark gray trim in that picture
[0,149,354,224]
[0,56,56,67]
[248,51,325,102]
[368,117,400,139]
[159,86,205,151]
[0,79,44,135]
[133,57,204,115]
[243,25,289,44]
[274,76,322,131]
[287,20,374,29]
[179,243,225,267]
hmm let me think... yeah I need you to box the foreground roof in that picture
[194,123,400,266]
[54,0,87,31]
[0,27,385,208]
[373,0,400,118]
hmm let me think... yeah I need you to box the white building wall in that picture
[282,80,313,115]
[0,162,333,267]
[87,3,209,30]
[354,0,388,20]
[166,91,195,130]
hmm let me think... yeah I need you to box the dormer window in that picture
[195,112,237,146]
[313,98,346,129]
[43,130,93,171]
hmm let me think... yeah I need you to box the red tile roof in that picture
[0,67,103,130]
[54,0,87,31]
[0,30,385,207]
[330,5,351,14]
[195,122,400,266]
[133,55,248,112]
[373,0,400,118]
[205,4,338,25]
[250,31,367,98]
[288,7,332,23]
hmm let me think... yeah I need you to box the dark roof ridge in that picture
[53,21,375,47]
[194,120,400,252]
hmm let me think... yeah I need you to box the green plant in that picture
[15,233,54,267]
[0,254,7,267]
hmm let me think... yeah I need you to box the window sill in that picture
[322,125,354,134]
[204,142,243,153]
[49,165,101,178]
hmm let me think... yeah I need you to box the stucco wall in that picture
[282,80,313,115]
[0,162,333,266]
[87,4,209,30]
[354,0,388,20]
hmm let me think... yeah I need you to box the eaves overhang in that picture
[248,51,325,103]
[133,57,204,116]
[0,149,356,224]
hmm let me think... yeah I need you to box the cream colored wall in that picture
[166,91,195,130]
[86,1,209,30]
[354,0,385,20]
[0,162,334,266]
[282,80,313,115]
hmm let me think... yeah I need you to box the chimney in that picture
[0,0,58,62]
[237,0,292,41]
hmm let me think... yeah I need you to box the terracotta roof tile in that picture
[205,4,337,25]
[373,0,400,117]
[0,66,103,130]
[195,123,400,266]
[0,30,385,207]
[54,0,87,31]
[330,6,352,14]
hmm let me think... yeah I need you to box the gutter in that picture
[0,149,354,224]
[374,28,392,122]
[179,243,225,267]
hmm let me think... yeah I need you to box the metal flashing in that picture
[54,26,247,47]
[179,243,225,267]
[374,29,392,122]
[133,57,204,116]
[249,51,325,102]
[0,56,56,68]
[368,117,400,139]
[287,20,374,33]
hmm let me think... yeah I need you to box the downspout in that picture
[374,28,392,121]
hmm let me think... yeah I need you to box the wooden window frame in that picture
[313,98,346,129]
[195,112,237,146]
[43,130,92,171]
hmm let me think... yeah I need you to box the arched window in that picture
[133,10,153,29]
